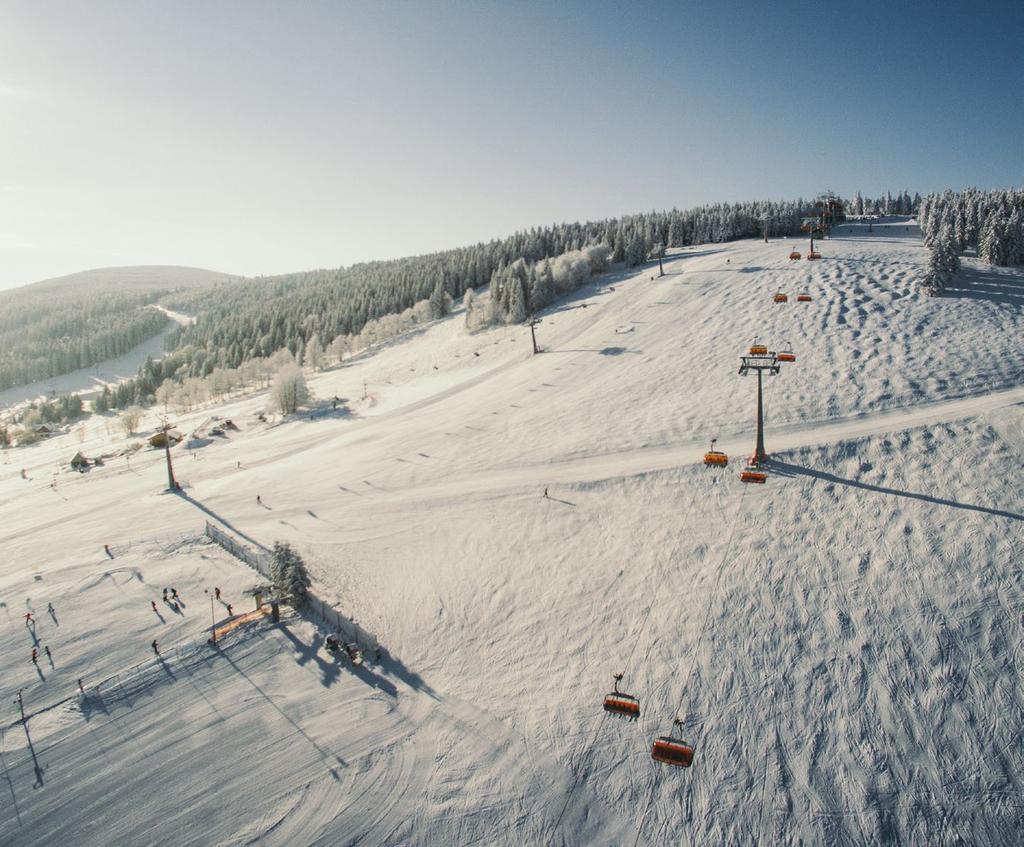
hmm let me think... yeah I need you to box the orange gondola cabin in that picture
[789,250,801,260]
[651,721,694,768]
[652,737,694,767]
[604,691,640,720]
[806,251,822,260]
[773,292,788,303]
[603,674,640,720]
[797,293,812,302]
[749,340,768,355]
[703,438,728,467]
[740,469,768,483]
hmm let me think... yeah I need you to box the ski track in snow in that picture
[1,221,1023,844]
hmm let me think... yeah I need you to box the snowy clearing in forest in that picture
[0,306,193,411]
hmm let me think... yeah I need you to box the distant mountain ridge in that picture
[13,265,244,295]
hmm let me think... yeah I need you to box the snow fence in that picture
[203,520,378,651]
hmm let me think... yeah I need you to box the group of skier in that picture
[24,604,58,669]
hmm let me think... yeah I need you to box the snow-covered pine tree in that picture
[270,541,311,603]
[938,221,960,274]
[624,231,647,267]
[506,275,527,324]
[329,334,350,363]
[485,268,506,326]
[429,279,450,320]
[954,206,967,251]
[530,259,553,312]
[463,288,478,329]
[270,541,294,592]
[979,215,1005,265]
[1006,207,1024,266]
[305,334,324,371]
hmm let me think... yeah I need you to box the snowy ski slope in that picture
[1,219,1022,845]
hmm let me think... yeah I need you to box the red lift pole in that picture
[161,421,178,492]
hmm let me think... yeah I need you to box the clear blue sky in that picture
[1,0,1021,290]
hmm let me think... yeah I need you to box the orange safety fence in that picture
[214,606,270,640]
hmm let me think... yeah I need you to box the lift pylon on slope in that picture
[738,347,781,474]
[807,234,822,260]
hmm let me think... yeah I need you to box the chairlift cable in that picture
[669,485,749,725]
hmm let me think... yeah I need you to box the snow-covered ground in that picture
[2,219,1023,844]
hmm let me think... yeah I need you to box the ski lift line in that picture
[553,479,727,846]
[546,712,608,843]
[615,480,707,675]
[753,645,777,847]
[668,485,750,729]
[597,455,728,698]
[626,488,751,843]
[630,766,660,847]
[615,474,732,700]
[623,480,731,706]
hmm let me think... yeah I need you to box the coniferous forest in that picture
[6,191,959,416]
[917,187,1024,295]
[0,289,170,391]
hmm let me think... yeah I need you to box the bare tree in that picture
[120,406,143,436]
[268,364,310,416]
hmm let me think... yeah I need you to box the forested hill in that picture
[4,192,916,400]
[160,199,820,368]
[20,265,241,295]
[0,265,239,392]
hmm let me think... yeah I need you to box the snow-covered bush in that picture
[268,364,310,415]
[470,243,614,329]
[119,406,143,436]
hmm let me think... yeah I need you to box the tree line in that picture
[918,187,1024,295]
[28,190,934,415]
[846,190,920,217]
[152,198,815,385]
[0,289,170,391]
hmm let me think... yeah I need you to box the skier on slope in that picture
[31,648,38,664]
[151,600,158,612]
[44,646,52,664]
[152,640,159,655]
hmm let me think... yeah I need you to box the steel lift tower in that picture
[738,352,781,465]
